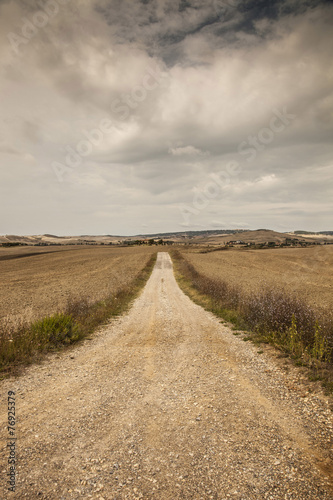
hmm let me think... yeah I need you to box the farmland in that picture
[179,246,333,312]
[1,247,333,497]
[1,243,332,326]
[0,245,157,325]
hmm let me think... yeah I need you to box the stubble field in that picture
[0,245,157,325]
[1,244,332,327]
[181,246,333,312]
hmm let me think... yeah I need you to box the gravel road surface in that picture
[1,252,333,499]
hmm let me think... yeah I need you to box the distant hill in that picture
[294,230,333,236]
[135,229,244,238]
[1,229,332,246]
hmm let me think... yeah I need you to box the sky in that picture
[0,0,332,236]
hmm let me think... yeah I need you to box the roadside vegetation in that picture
[171,250,333,393]
[0,253,157,378]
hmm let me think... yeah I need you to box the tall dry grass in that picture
[172,250,333,366]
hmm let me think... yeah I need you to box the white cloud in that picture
[168,145,208,156]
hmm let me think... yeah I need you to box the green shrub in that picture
[30,314,81,347]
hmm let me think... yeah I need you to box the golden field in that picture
[0,246,157,325]
[180,246,333,311]
[1,244,332,327]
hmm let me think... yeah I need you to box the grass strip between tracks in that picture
[171,249,333,395]
[0,253,157,378]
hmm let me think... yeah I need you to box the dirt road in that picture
[1,252,333,499]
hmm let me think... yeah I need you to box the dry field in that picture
[181,246,333,311]
[0,245,157,325]
[1,253,332,498]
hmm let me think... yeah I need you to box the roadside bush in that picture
[30,314,81,347]
[66,296,91,319]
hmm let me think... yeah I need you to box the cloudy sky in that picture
[0,0,332,235]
